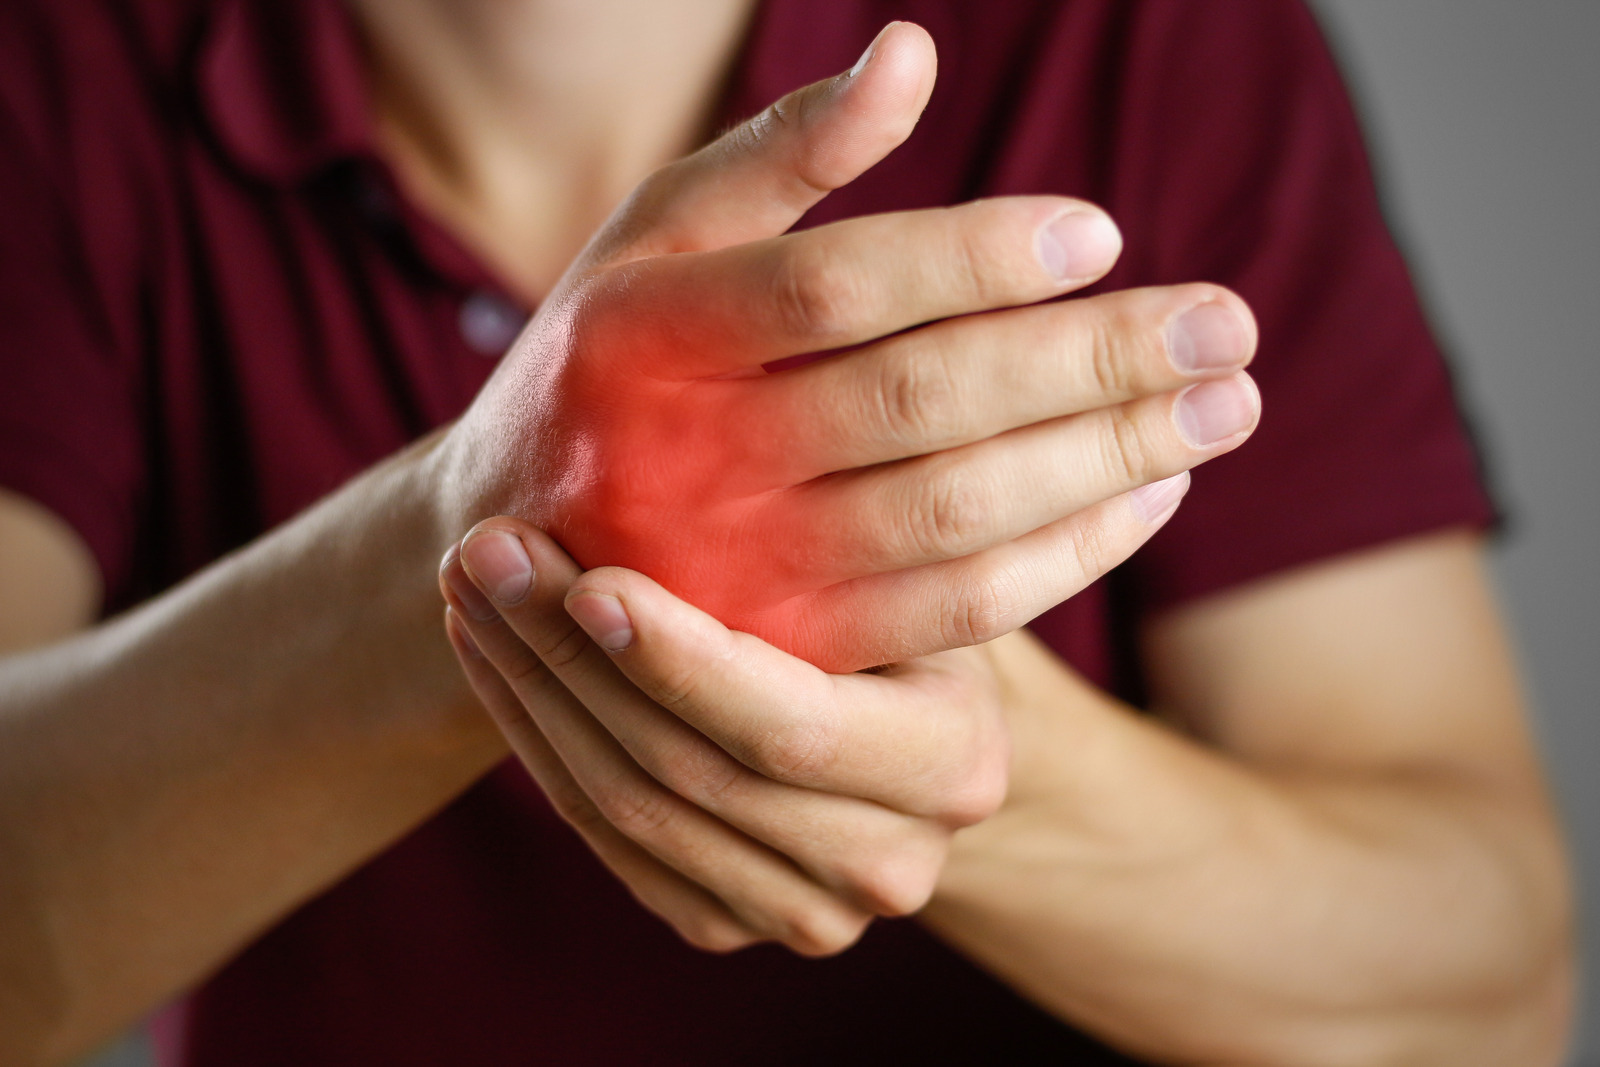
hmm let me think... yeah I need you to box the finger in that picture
[755,372,1258,589]
[587,195,1122,378]
[731,284,1255,482]
[446,539,874,955]
[749,474,1193,672]
[443,607,761,954]
[563,567,1012,830]
[455,525,950,917]
[583,22,936,267]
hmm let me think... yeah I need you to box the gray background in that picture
[78,2,1599,1065]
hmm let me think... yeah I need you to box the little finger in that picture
[443,608,760,954]
[446,540,874,956]
[745,474,1191,672]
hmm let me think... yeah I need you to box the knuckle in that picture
[678,915,758,955]
[547,784,610,837]
[575,264,657,353]
[909,467,991,562]
[584,178,668,260]
[874,351,961,447]
[1065,510,1118,576]
[942,746,1011,827]
[764,80,836,141]
[947,216,1000,304]
[1101,403,1157,485]
[485,633,552,687]
[725,108,779,164]
[647,654,712,716]
[942,565,1019,649]
[1085,306,1130,398]
[771,247,868,345]
[846,853,942,918]
[606,598,735,701]
[594,782,679,841]
[541,776,590,821]
[752,94,800,140]
[531,617,592,673]
[657,742,748,808]
[782,905,871,958]
[740,715,844,786]
[641,637,743,725]
[626,165,678,217]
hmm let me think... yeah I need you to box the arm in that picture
[0,25,1247,1062]
[0,439,507,1066]
[448,522,1570,1065]
[923,530,1574,1066]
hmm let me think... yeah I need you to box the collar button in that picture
[459,290,526,356]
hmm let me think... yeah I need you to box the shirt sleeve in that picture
[0,91,146,603]
[1100,0,1497,613]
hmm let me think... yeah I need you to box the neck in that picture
[347,0,758,298]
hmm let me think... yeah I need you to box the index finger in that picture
[586,196,1122,379]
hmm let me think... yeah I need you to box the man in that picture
[0,1,1572,1064]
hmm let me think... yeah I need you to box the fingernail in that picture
[1175,377,1258,447]
[1037,211,1121,283]
[443,556,499,622]
[850,24,892,77]
[461,530,533,606]
[1129,471,1190,524]
[1168,302,1249,373]
[448,609,484,659]
[566,592,634,653]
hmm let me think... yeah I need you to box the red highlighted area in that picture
[492,268,874,671]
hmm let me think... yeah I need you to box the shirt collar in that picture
[193,0,509,293]
[197,0,374,186]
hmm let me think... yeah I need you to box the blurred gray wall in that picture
[76,3,1599,1066]
[1309,1,1600,1063]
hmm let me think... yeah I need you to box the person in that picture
[0,0,1573,1064]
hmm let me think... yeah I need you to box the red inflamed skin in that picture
[438,24,1260,671]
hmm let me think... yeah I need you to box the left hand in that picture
[439,516,1010,956]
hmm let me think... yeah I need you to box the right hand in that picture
[436,22,1259,672]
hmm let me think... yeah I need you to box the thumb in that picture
[582,21,936,268]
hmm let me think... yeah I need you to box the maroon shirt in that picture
[0,0,1494,1063]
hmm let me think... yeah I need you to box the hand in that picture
[434,22,1260,672]
[440,519,1008,955]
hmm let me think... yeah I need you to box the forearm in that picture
[922,632,1573,1067]
[0,433,506,1065]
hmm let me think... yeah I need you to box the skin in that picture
[0,4,1575,1065]
[446,524,1573,1066]
[418,17,1262,672]
[433,10,1574,1067]
[0,14,1276,1067]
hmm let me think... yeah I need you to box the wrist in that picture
[940,633,1264,894]
[409,422,478,544]
[272,426,503,754]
